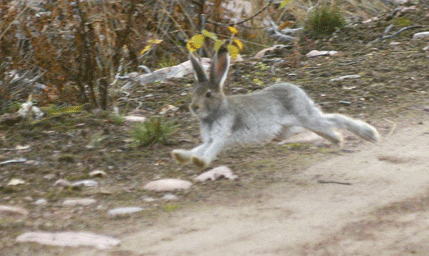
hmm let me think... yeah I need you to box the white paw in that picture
[191,156,209,169]
[171,149,191,164]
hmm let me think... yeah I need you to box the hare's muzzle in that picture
[190,103,199,115]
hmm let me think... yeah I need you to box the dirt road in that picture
[67,114,429,256]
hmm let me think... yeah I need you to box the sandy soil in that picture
[67,114,429,256]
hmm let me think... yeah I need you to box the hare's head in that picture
[189,47,230,119]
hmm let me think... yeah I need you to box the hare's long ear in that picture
[210,46,230,91]
[189,52,208,82]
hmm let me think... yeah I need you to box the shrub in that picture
[306,5,346,36]
[130,116,174,147]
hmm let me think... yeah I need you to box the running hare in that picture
[172,47,379,168]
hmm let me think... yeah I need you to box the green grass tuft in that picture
[306,5,346,36]
[130,116,174,147]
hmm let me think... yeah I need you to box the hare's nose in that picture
[191,104,199,113]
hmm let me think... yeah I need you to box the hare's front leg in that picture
[171,144,209,164]
[191,138,226,169]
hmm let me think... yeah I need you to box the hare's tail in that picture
[323,113,380,142]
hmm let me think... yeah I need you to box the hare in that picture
[172,47,379,168]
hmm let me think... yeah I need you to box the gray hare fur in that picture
[172,47,379,168]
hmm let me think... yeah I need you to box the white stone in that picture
[108,207,143,216]
[35,199,48,205]
[72,180,98,187]
[16,231,120,249]
[89,170,107,177]
[161,193,179,201]
[413,32,429,40]
[124,115,146,122]
[195,166,238,182]
[63,198,96,206]
[306,50,338,58]
[7,178,25,186]
[0,205,29,216]
[143,179,192,192]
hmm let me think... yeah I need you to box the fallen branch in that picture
[317,180,352,185]
[371,25,423,44]
[380,25,423,40]
[265,19,303,42]
[0,158,27,166]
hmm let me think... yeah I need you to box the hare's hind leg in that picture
[323,114,379,142]
[300,113,344,148]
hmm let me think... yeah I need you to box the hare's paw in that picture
[336,132,344,149]
[171,149,191,164]
[191,156,209,169]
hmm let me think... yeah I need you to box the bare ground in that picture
[74,114,429,256]
[1,4,429,256]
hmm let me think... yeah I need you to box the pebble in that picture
[124,115,146,122]
[413,32,429,40]
[0,205,29,216]
[161,193,179,201]
[35,199,48,205]
[89,170,107,178]
[143,179,192,192]
[142,196,157,202]
[44,174,56,180]
[195,166,238,182]
[63,198,96,206]
[330,75,361,82]
[23,196,33,202]
[306,50,338,58]
[107,207,143,216]
[7,178,25,186]
[72,180,98,187]
[54,179,72,187]
[16,231,120,249]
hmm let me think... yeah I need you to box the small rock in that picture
[124,115,146,122]
[0,205,29,216]
[143,179,192,192]
[35,199,48,205]
[54,179,72,187]
[423,45,429,51]
[330,75,361,82]
[161,193,179,201]
[306,50,338,58]
[159,104,179,115]
[108,207,143,216]
[16,231,120,249]
[7,178,25,186]
[25,160,40,165]
[72,180,98,187]
[44,174,56,180]
[16,145,30,150]
[63,198,96,206]
[195,166,238,182]
[413,32,429,40]
[142,196,157,202]
[89,170,107,178]
[424,106,429,112]
[23,196,33,202]
[389,41,400,46]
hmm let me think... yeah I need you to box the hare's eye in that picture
[205,91,212,98]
